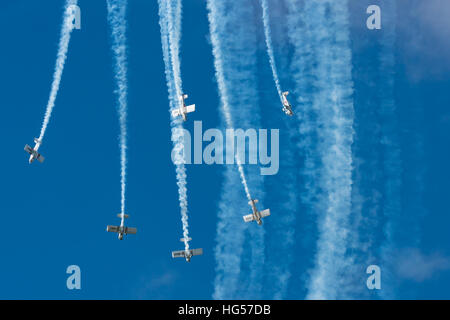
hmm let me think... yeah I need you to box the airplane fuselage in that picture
[171,94,194,121]
[243,199,270,225]
[254,210,262,225]
[117,225,125,240]
[282,92,294,116]
[28,142,41,163]
[282,100,293,116]
[106,214,137,240]
[282,105,293,116]
[250,201,263,225]
[172,246,203,262]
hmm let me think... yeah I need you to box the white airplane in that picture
[171,94,195,121]
[243,199,270,225]
[106,213,137,240]
[282,91,294,116]
[24,138,44,164]
[172,237,203,262]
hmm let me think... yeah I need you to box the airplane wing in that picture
[191,248,203,256]
[36,154,45,163]
[106,225,120,233]
[124,227,137,234]
[185,104,195,114]
[260,209,270,218]
[243,214,255,222]
[24,145,33,154]
[172,250,186,258]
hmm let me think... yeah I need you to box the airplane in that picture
[171,94,195,121]
[172,237,203,262]
[24,138,44,164]
[106,213,137,240]
[243,199,270,225]
[281,91,294,116]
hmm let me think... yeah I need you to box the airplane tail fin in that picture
[248,199,258,205]
[117,213,130,219]
[34,138,41,144]
[282,91,289,96]
[180,237,192,243]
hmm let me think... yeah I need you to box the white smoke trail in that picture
[106,0,128,221]
[207,0,266,300]
[260,0,283,104]
[206,0,253,202]
[286,0,355,299]
[378,0,402,299]
[38,0,78,142]
[259,0,298,299]
[213,168,249,298]
[346,1,386,299]
[346,38,384,299]
[284,0,325,299]
[379,0,399,245]
[308,1,355,300]
[158,0,190,251]
[166,0,182,99]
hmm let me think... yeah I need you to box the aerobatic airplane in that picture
[282,91,294,116]
[106,213,137,240]
[171,94,195,121]
[24,138,44,164]
[172,237,203,262]
[243,199,271,225]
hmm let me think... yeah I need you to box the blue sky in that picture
[0,0,450,299]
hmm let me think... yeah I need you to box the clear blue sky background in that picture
[0,0,450,299]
